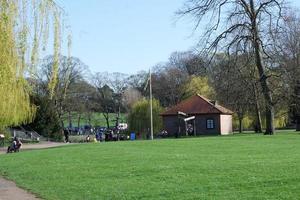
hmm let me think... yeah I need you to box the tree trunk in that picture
[61,121,64,129]
[253,84,262,133]
[103,112,110,128]
[88,113,92,126]
[250,0,275,135]
[115,106,120,128]
[254,106,263,133]
[264,104,275,135]
[295,81,300,131]
[68,111,72,128]
[296,117,300,131]
[55,100,64,130]
[58,113,64,130]
[238,117,243,133]
[77,114,81,130]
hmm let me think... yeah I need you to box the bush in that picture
[27,95,62,140]
[69,135,95,143]
[232,114,254,131]
[128,98,164,138]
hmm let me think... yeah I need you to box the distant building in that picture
[161,95,234,136]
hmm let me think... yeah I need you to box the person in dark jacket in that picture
[64,129,69,143]
[7,137,22,153]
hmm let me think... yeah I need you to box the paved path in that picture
[0,141,68,155]
[0,141,69,199]
[0,177,40,200]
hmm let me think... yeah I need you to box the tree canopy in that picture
[0,0,67,129]
[128,98,164,137]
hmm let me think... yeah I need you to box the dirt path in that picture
[0,141,70,199]
[0,177,40,200]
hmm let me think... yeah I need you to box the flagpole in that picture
[150,67,153,140]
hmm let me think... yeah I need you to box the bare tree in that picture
[127,71,149,95]
[37,55,89,127]
[122,88,143,110]
[152,65,189,107]
[92,72,117,128]
[169,51,207,76]
[178,0,285,134]
[211,53,263,133]
[275,11,300,130]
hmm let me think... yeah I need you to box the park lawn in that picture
[1,132,300,199]
[63,112,127,128]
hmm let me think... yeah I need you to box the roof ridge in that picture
[196,94,213,104]
[164,95,197,112]
[161,94,233,116]
[196,94,219,108]
[196,94,232,114]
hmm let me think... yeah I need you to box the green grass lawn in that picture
[63,112,127,128]
[1,132,300,199]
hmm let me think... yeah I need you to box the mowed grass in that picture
[63,112,127,127]
[1,132,300,200]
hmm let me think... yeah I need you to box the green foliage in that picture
[0,2,36,129]
[0,0,65,129]
[1,133,300,199]
[233,111,289,131]
[232,114,255,131]
[274,110,289,129]
[261,111,289,130]
[48,11,62,99]
[28,95,62,140]
[128,98,164,137]
[181,76,215,100]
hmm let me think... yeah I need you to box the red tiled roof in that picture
[161,94,234,116]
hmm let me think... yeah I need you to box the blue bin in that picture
[130,133,135,141]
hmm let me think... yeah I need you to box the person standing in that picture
[64,129,69,143]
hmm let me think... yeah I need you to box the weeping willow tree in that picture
[0,0,67,129]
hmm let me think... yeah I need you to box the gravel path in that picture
[0,141,70,199]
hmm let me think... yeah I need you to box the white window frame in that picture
[206,119,214,129]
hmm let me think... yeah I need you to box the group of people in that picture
[85,129,124,143]
[85,130,104,143]
[7,137,22,153]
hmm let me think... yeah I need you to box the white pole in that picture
[150,68,154,140]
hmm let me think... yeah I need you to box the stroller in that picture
[7,137,22,153]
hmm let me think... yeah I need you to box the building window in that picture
[206,119,214,129]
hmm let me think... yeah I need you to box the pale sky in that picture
[58,0,300,74]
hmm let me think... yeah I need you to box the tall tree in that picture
[275,11,300,130]
[169,51,207,76]
[92,73,117,128]
[178,0,285,134]
[210,54,263,133]
[0,0,66,129]
[152,65,189,107]
[37,55,89,127]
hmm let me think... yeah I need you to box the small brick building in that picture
[161,95,234,136]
